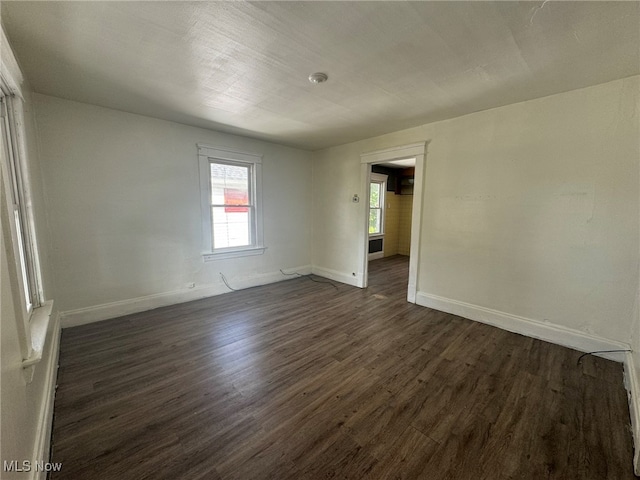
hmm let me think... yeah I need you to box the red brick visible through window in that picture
[224,188,249,212]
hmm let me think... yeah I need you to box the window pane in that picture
[2,95,35,310]
[209,161,253,250]
[210,163,250,206]
[369,208,381,234]
[13,208,33,310]
[212,207,251,249]
[369,183,380,208]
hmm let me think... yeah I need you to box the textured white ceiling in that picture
[2,1,639,150]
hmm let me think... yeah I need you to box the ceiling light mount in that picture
[308,72,328,84]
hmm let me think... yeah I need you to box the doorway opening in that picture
[359,142,427,303]
[367,159,415,262]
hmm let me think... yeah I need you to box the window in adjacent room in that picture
[369,173,387,235]
[198,145,264,260]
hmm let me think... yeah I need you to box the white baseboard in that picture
[61,265,312,328]
[31,312,61,480]
[311,266,362,288]
[416,292,630,361]
[623,352,640,475]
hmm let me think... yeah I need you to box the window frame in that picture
[0,84,42,315]
[1,25,53,379]
[369,173,387,236]
[198,144,265,261]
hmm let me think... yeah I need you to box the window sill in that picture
[203,246,266,262]
[22,300,54,369]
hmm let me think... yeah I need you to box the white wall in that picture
[34,94,313,319]
[313,76,639,346]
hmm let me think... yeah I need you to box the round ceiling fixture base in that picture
[308,72,328,84]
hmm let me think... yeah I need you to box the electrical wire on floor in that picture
[279,269,339,290]
[219,272,239,291]
[576,349,631,366]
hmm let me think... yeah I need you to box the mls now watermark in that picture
[3,460,63,473]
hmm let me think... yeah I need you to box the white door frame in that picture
[359,141,428,303]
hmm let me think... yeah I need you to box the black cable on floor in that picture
[219,272,239,291]
[576,349,631,366]
[280,269,339,290]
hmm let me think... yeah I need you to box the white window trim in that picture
[198,144,265,261]
[1,25,51,381]
[1,91,40,311]
[369,173,387,236]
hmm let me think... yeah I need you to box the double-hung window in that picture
[369,173,387,235]
[1,85,40,313]
[1,26,52,379]
[198,145,264,260]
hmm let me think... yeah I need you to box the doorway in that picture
[359,142,428,303]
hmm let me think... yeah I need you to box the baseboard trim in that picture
[623,352,640,475]
[61,265,312,328]
[311,266,362,288]
[416,292,630,361]
[31,312,61,480]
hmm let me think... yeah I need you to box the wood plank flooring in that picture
[50,256,635,479]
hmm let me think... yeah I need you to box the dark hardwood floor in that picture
[50,255,635,479]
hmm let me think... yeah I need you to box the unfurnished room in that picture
[1,1,639,479]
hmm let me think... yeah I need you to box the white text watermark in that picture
[3,460,63,473]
